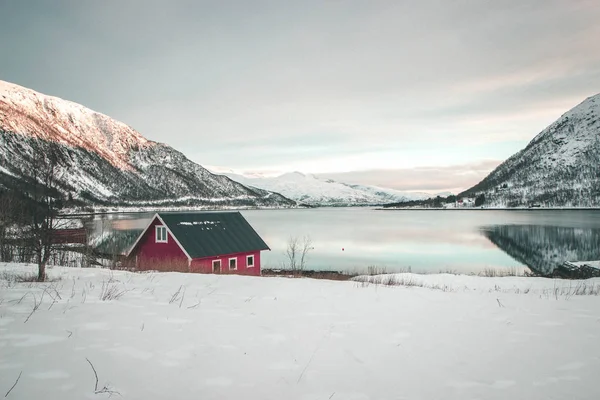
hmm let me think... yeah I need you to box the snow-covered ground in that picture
[1,263,599,400]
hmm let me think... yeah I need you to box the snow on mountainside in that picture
[0,80,149,171]
[0,80,295,208]
[460,93,600,207]
[221,171,432,205]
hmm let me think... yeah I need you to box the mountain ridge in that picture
[0,80,296,209]
[460,93,600,207]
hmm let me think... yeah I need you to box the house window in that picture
[247,255,254,267]
[212,260,221,273]
[155,225,167,243]
[229,257,237,270]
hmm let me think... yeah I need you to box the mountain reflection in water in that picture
[481,225,600,275]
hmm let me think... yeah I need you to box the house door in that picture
[212,260,221,274]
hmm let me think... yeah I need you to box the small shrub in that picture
[352,274,452,291]
[479,267,520,277]
[99,276,127,301]
[367,266,387,276]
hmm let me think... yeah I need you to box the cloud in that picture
[317,160,503,193]
[0,0,598,185]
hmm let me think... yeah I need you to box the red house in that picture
[126,212,269,275]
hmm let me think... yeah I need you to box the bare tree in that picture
[0,191,12,261]
[286,236,299,271]
[299,235,313,271]
[27,141,64,281]
[1,187,35,262]
[285,235,314,274]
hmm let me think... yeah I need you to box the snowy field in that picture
[1,263,599,400]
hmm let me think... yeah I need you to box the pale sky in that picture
[1,0,599,192]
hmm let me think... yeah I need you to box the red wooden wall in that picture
[133,217,189,272]
[190,250,261,276]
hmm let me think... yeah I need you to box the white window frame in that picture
[212,259,221,272]
[155,225,168,243]
[229,257,237,270]
[246,255,255,268]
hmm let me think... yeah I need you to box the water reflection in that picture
[81,209,600,274]
[481,225,600,275]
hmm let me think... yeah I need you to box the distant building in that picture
[126,212,269,275]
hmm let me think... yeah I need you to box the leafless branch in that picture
[299,236,313,271]
[286,236,313,273]
[86,357,99,392]
[99,277,126,301]
[169,285,184,304]
[286,236,298,271]
[86,357,120,396]
[47,297,58,310]
[179,286,186,309]
[4,371,22,398]
[187,301,201,309]
[24,291,44,323]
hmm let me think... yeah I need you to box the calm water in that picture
[85,208,600,274]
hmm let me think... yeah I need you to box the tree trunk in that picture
[38,260,46,282]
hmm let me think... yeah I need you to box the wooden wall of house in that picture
[133,217,190,272]
[190,250,261,276]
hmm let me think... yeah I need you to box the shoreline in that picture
[377,207,600,211]
[261,267,533,281]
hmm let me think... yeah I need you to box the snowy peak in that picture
[278,171,308,180]
[222,172,431,205]
[461,93,600,207]
[0,80,151,170]
[527,93,599,168]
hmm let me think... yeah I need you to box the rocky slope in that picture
[460,93,600,207]
[0,80,295,208]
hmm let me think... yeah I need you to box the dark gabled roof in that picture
[155,211,269,259]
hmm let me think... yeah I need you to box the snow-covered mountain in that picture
[460,93,600,207]
[0,80,295,208]
[220,171,433,205]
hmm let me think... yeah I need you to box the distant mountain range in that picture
[0,80,295,209]
[3,80,597,210]
[460,93,600,207]
[215,170,441,206]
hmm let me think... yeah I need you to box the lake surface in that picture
[85,208,600,274]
